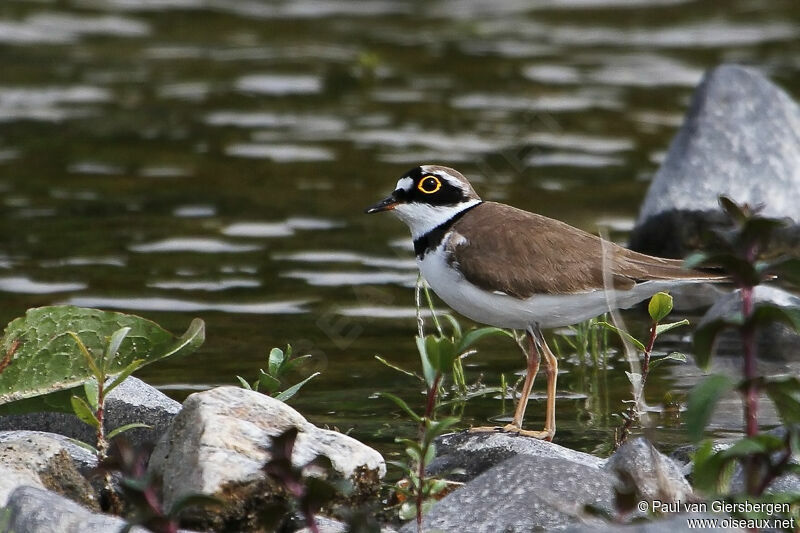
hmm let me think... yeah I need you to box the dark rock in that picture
[402,454,617,532]
[0,377,180,448]
[629,64,800,258]
[428,430,604,482]
[0,432,97,509]
[604,438,692,503]
[564,513,745,532]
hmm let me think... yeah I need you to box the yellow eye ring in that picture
[417,175,442,194]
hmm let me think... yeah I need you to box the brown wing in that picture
[448,202,721,298]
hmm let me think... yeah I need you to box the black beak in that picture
[365,192,399,214]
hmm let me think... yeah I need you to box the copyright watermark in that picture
[637,500,795,529]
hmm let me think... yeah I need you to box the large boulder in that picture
[604,438,692,504]
[150,386,385,530]
[0,377,181,448]
[629,64,800,258]
[403,454,618,532]
[428,430,604,482]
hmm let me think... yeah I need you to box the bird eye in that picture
[417,175,442,194]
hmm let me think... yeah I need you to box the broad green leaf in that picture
[273,371,320,402]
[68,332,103,381]
[104,359,145,396]
[0,307,204,406]
[107,422,152,440]
[236,376,252,390]
[765,256,800,286]
[655,319,689,336]
[764,376,800,424]
[718,196,748,224]
[691,439,733,495]
[595,321,646,352]
[429,337,457,373]
[280,353,313,375]
[748,304,800,334]
[693,316,741,370]
[648,352,687,370]
[83,378,99,410]
[70,395,100,429]
[719,434,785,459]
[268,347,285,377]
[457,326,513,355]
[376,392,422,423]
[685,374,737,442]
[648,292,673,322]
[103,327,131,369]
[258,369,282,394]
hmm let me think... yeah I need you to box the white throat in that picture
[392,199,481,240]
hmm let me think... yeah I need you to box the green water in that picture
[0,0,798,461]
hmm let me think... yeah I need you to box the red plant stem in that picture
[96,379,107,459]
[741,285,760,495]
[417,372,441,532]
[640,321,658,392]
[424,373,442,421]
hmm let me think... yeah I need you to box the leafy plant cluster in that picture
[237,345,319,402]
[683,198,800,511]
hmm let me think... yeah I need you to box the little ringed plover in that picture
[366,165,725,440]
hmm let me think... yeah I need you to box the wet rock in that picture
[0,430,98,476]
[0,432,97,509]
[604,438,692,503]
[699,285,800,361]
[564,513,745,532]
[0,377,180,448]
[629,64,800,258]
[150,386,385,530]
[1,486,149,533]
[428,430,604,482]
[403,454,617,532]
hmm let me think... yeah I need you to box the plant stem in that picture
[424,373,442,421]
[639,321,658,396]
[741,284,761,494]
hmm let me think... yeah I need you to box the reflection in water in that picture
[0,0,796,455]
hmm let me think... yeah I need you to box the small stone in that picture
[604,437,693,503]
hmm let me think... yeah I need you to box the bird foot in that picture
[468,424,553,441]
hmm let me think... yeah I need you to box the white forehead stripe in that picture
[420,165,466,191]
[396,176,414,191]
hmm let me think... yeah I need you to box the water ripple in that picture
[130,238,263,253]
[62,296,309,314]
[0,276,87,294]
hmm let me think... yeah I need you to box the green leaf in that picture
[268,347,285,377]
[236,376,252,390]
[440,314,462,342]
[719,434,785,459]
[83,378,99,410]
[375,392,422,423]
[648,292,673,322]
[692,439,734,495]
[693,315,741,370]
[748,304,800,334]
[67,437,97,454]
[280,353,313,375]
[68,332,103,381]
[273,371,320,402]
[416,336,437,388]
[0,308,204,406]
[107,422,151,440]
[764,256,800,286]
[104,359,145,396]
[718,196,748,224]
[683,252,710,270]
[685,374,737,442]
[167,493,222,516]
[764,376,800,424]
[648,352,687,370]
[456,327,513,355]
[258,370,282,394]
[595,321,646,352]
[655,319,689,336]
[103,326,131,369]
[70,395,100,429]
[374,355,420,380]
[429,337,457,373]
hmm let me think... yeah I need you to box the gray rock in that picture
[0,430,98,476]
[699,285,800,361]
[150,386,385,530]
[0,486,148,533]
[428,430,604,482]
[629,64,800,258]
[0,432,97,509]
[0,377,180,448]
[403,454,617,532]
[604,438,692,503]
[564,513,745,532]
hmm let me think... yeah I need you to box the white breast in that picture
[418,232,695,329]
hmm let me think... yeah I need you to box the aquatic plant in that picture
[236,344,319,402]
[685,197,800,507]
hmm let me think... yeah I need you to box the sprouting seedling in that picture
[596,292,688,446]
[237,345,319,402]
[68,326,150,510]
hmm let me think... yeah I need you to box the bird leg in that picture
[534,325,557,441]
[471,329,552,439]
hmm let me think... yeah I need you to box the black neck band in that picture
[413,202,482,259]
